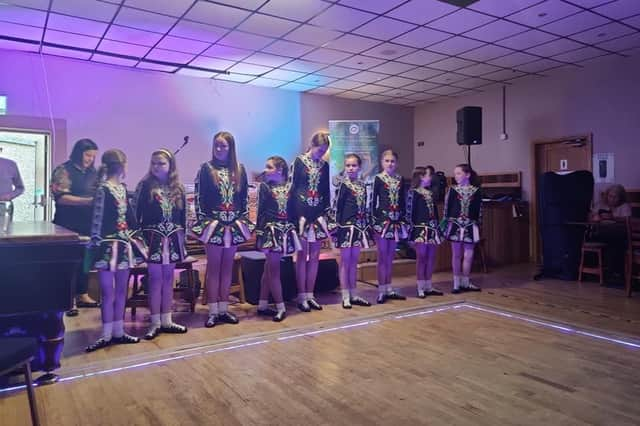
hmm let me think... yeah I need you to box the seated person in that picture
[591,184,632,222]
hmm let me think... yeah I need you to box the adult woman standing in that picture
[51,138,100,316]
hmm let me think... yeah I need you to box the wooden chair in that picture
[578,228,605,285]
[625,217,640,297]
[0,337,40,426]
[201,254,246,304]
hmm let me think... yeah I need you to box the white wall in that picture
[414,53,640,199]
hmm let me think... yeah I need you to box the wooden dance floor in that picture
[1,265,640,425]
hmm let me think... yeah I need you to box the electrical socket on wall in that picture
[499,133,508,141]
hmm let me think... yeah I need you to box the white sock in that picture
[298,293,306,304]
[160,312,172,326]
[341,289,351,301]
[453,276,461,290]
[306,292,314,301]
[208,302,219,316]
[258,299,269,310]
[276,302,286,313]
[425,280,433,291]
[219,301,229,313]
[102,322,113,341]
[150,313,161,327]
[461,276,469,288]
[386,285,395,294]
[378,284,387,295]
[112,320,124,338]
[417,280,426,292]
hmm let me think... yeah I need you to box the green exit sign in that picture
[0,96,6,115]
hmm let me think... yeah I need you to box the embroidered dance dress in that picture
[290,154,331,242]
[134,181,188,264]
[371,172,408,241]
[442,184,482,243]
[331,177,372,248]
[255,181,301,254]
[408,187,442,245]
[90,181,144,271]
[191,160,254,247]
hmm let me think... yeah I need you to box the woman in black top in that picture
[192,131,253,328]
[134,149,188,340]
[50,138,99,314]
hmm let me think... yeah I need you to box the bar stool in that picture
[0,337,40,426]
[579,238,605,285]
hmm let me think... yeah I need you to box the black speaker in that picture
[456,106,482,146]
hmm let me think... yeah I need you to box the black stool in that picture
[0,337,40,426]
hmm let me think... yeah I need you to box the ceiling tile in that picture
[596,32,640,51]
[51,0,119,22]
[570,22,635,44]
[527,38,584,56]
[114,7,177,33]
[488,51,538,67]
[392,27,452,48]
[403,81,440,91]
[336,91,370,99]
[427,36,485,55]
[145,48,195,64]
[280,82,316,91]
[184,1,251,28]
[98,39,151,57]
[552,46,608,62]
[203,44,253,61]
[514,58,564,73]
[42,45,92,59]
[215,73,256,82]
[104,25,164,47]
[176,68,216,78]
[337,54,386,69]
[316,65,359,78]
[262,40,315,57]
[302,48,353,64]
[565,0,613,7]
[211,0,266,10]
[369,61,417,74]
[136,62,177,72]
[353,17,417,41]
[375,75,416,88]
[541,11,610,36]
[46,14,109,38]
[507,1,582,27]
[327,79,365,90]
[397,50,448,65]
[427,9,495,34]
[281,59,326,72]
[593,0,640,20]
[361,42,416,60]
[464,20,528,42]
[339,0,406,14]
[92,54,139,67]
[400,67,444,79]
[308,87,346,95]
[324,34,381,53]
[4,0,49,10]
[258,0,330,22]
[237,14,300,38]
[0,4,46,27]
[348,70,389,83]
[44,29,100,49]
[361,94,394,102]
[246,77,282,87]
[284,24,343,46]
[310,5,376,32]
[190,55,236,70]
[155,35,210,54]
[429,57,476,71]
[296,74,336,85]
[427,72,467,84]
[427,85,463,95]
[382,88,414,97]
[481,68,526,80]
[451,77,493,88]
[169,20,228,43]
[458,43,514,61]
[406,92,439,101]
[622,15,640,29]
[217,31,275,50]
[468,0,542,17]
[228,62,273,75]
[495,29,558,49]
[0,39,40,52]
[124,0,194,17]
[244,52,292,67]
[387,0,458,25]
[356,83,393,94]
[457,62,503,76]
[385,97,414,105]
[262,68,308,81]
[0,21,43,40]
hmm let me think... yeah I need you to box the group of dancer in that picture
[55,131,482,353]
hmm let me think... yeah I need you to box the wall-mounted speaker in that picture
[456,106,482,146]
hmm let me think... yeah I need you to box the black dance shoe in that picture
[112,334,140,345]
[257,307,278,317]
[452,288,463,294]
[386,291,406,300]
[205,314,218,328]
[377,294,387,304]
[342,299,352,309]
[85,337,111,353]
[161,323,188,334]
[273,311,287,322]
[307,299,323,310]
[350,296,371,307]
[465,284,482,292]
[218,311,239,324]
[425,288,444,296]
[144,325,161,340]
[298,302,311,312]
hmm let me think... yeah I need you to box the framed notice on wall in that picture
[593,152,614,183]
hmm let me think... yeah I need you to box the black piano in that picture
[0,222,87,384]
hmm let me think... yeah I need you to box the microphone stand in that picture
[174,136,189,155]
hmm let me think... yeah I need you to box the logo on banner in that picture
[349,124,360,134]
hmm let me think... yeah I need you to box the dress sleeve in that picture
[90,185,105,244]
[195,163,210,220]
[133,180,146,228]
[320,161,330,213]
[256,182,269,232]
[239,164,249,216]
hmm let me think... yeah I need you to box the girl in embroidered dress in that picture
[192,132,254,327]
[332,154,372,309]
[134,149,188,340]
[443,163,482,294]
[86,149,141,352]
[255,156,299,322]
[408,166,444,298]
[290,132,331,312]
[371,150,408,304]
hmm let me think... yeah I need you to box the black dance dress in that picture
[330,177,372,248]
[290,154,331,242]
[408,187,442,244]
[442,184,482,243]
[371,172,408,241]
[255,181,301,254]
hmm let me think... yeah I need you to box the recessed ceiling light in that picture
[538,12,548,17]
[357,61,364,65]
[380,49,397,56]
